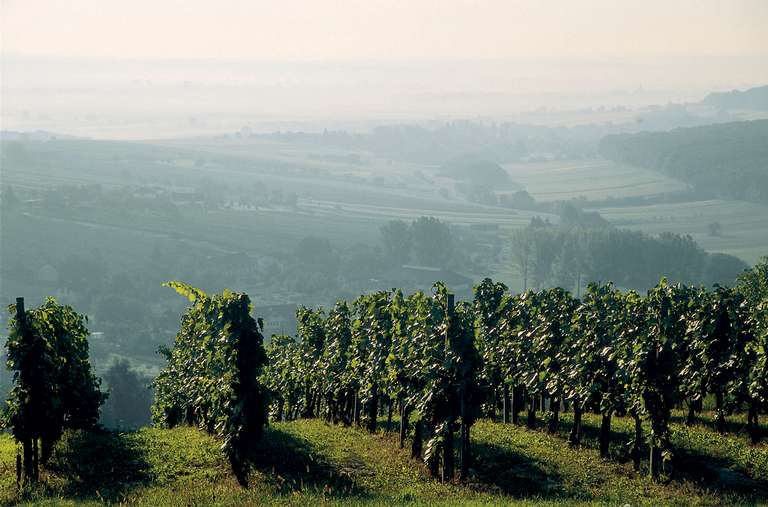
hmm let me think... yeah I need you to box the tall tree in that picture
[510,228,533,291]
[410,217,453,267]
[380,220,412,267]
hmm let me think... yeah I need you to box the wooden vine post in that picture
[442,293,455,483]
[15,297,37,485]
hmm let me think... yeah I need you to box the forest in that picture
[600,120,768,204]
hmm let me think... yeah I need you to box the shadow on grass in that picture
[46,429,150,503]
[669,413,768,438]
[502,415,768,502]
[469,440,570,499]
[672,446,768,502]
[551,416,635,461]
[250,426,367,499]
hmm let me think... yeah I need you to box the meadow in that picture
[1,411,765,506]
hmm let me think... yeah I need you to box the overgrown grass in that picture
[1,411,766,505]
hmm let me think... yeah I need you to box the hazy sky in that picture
[2,1,768,137]
[3,0,767,61]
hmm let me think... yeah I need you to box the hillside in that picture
[439,156,511,186]
[702,85,768,111]
[599,120,768,204]
[2,412,766,506]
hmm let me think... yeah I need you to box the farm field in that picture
[503,158,768,265]
[504,159,690,202]
[2,412,766,506]
[4,138,768,317]
[593,199,768,265]
[5,139,767,267]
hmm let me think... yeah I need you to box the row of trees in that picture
[262,260,767,481]
[510,222,747,292]
[151,282,269,486]
[3,297,105,484]
[380,217,454,268]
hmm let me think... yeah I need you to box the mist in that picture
[1,2,768,501]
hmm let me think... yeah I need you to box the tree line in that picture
[510,220,747,292]
[600,119,768,204]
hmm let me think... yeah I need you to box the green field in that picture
[2,412,766,506]
[594,199,768,265]
[4,139,766,268]
[504,159,690,202]
[503,158,768,265]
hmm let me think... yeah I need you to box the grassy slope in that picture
[1,411,766,506]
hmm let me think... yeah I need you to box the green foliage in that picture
[3,297,105,483]
[509,222,744,292]
[262,334,302,421]
[600,119,768,203]
[569,283,628,415]
[410,217,454,267]
[379,220,412,267]
[683,287,754,428]
[474,278,509,408]
[100,358,153,429]
[630,280,695,474]
[152,282,268,486]
[259,262,766,483]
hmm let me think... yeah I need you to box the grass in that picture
[593,199,768,265]
[503,159,689,202]
[504,158,768,265]
[1,410,767,506]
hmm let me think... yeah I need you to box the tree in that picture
[294,237,339,275]
[100,359,153,429]
[410,217,453,267]
[703,253,749,287]
[500,190,537,211]
[380,220,412,267]
[510,228,533,291]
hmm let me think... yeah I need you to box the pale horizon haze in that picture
[2,0,767,138]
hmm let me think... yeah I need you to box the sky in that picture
[2,1,767,137]
[3,0,767,61]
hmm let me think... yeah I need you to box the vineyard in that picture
[1,259,767,504]
[260,269,767,483]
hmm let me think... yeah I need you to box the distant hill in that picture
[701,85,768,111]
[599,120,768,204]
[439,155,510,186]
[0,130,84,141]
